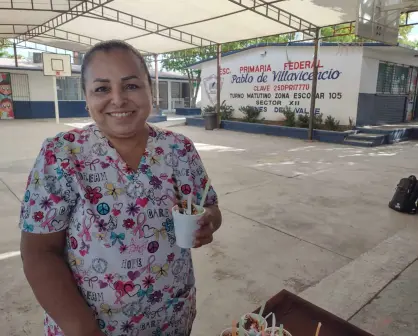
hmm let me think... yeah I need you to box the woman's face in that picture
[84,49,152,139]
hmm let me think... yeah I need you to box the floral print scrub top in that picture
[19,123,218,336]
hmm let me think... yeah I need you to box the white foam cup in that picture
[172,205,205,248]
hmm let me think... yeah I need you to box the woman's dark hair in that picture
[81,40,152,92]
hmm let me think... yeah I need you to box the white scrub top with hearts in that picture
[19,123,218,336]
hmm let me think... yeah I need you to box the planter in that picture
[175,108,201,116]
[186,118,355,145]
[204,113,218,130]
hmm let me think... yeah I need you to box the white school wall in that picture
[359,46,418,94]
[6,69,56,101]
[199,45,364,125]
[5,68,186,103]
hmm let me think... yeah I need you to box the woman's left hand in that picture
[194,205,222,248]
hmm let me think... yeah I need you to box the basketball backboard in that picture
[42,53,72,77]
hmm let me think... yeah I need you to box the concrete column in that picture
[167,80,172,112]
[308,28,320,141]
[154,54,160,115]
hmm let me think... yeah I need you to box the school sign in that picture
[199,45,363,124]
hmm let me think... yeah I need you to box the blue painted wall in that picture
[13,101,88,119]
[176,108,201,116]
[186,118,354,144]
[357,94,407,126]
[13,100,167,123]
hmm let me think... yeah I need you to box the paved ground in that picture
[1,119,418,336]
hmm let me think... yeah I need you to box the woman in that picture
[19,40,221,336]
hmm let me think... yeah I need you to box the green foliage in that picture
[314,113,323,127]
[320,19,413,45]
[282,106,296,127]
[324,115,340,131]
[160,35,295,108]
[398,14,414,47]
[203,105,216,114]
[203,101,234,120]
[0,39,11,58]
[320,24,357,43]
[296,113,310,128]
[239,106,264,123]
[220,100,234,120]
[160,48,210,108]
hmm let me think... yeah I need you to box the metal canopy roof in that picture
[1,0,360,55]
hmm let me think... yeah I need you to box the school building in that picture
[191,42,418,126]
[0,57,191,120]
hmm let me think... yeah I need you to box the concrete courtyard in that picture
[1,119,418,336]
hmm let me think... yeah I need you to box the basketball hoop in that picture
[55,71,61,76]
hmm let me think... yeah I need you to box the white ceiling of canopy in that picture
[0,0,375,54]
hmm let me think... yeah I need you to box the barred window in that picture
[57,76,85,101]
[376,62,410,94]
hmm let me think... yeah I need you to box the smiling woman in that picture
[82,41,153,154]
[19,40,222,336]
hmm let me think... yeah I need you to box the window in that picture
[56,76,84,100]
[171,81,181,98]
[376,62,410,94]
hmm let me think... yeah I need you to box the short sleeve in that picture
[19,139,76,234]
[185,137,218,207]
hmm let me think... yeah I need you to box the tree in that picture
[160,48,212,108]
[0,38,11,58]
[320,24,357,42]
[160,35,292,107]
[398,14,414,46]
[320,16,414,45]
[160,18,416,108]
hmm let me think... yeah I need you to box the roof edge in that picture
[0,65,188,81]
[186,41,408,68]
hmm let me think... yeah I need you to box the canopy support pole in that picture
[216,44,222,127]
[308,28,320,141]
[13,43,18,67]
[154,54,160,115]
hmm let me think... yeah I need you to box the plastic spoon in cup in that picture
[239,315,245,336]
[271,313,276,336]
[315,322,322,336]
[278,324,283,336]
[258,302,266,330]
[232,320,237,336]
[171,174,184,214]
[199,178,211,207]
[187,193,192,215]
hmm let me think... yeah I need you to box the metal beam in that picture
[13,0,216,52]
[124,0,285,44]
[26,28,102,48]
[383,1,418,12]
[228,0,318,37]
[14,0,114,44]
[14,41,76,57]
[0,7,70,13]
[1,0,79,12]
[80,5,217,48]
